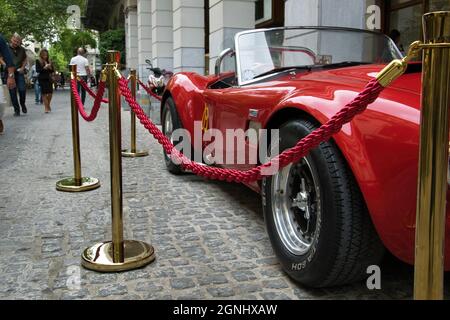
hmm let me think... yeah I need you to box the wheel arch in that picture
[264,107,322,131]
[162,73,209,137]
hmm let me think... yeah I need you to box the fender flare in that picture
[162,73,210,137]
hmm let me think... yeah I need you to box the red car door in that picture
[203,82,288,170]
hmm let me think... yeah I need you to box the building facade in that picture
[86,0,450,79]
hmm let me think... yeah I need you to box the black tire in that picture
[262,118,384,287]
[161,97,183,174]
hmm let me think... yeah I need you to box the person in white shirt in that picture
[69,48,91,104]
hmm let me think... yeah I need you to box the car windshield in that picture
[235,27,402,85]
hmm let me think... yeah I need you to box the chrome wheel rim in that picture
[271,157,321,256]
[163,107,173,143]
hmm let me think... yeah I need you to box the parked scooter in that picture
[146,59,173,95]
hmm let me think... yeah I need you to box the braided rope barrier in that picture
[137,78,163,101]
[117,76,384,183]
[71,78,106,122]
[77,78,109,103]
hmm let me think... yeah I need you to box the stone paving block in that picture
[97,284,128,297]
[170,278,196,290]
[198,274,229,286]
[260,292,293,300]
[231,270,258,282]
[169,258,190,267]
[206,286,236,298]
[86,273,118,285]
[262,278,290,289]
[178,266,202,277]
[61,289,89,300]
[122,269,152,281]
[238,283,262,294]
[176,290,205,300]
[135,282,164,292]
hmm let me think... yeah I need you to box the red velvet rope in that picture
[137,78,163,101]
[118,76,384,183]
[78,78,109,103]
[71,78,106,122]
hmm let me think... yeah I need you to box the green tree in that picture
[0,0,85,42]
[98,28,125,65]
[53,29,97,58]
[47,29,97,73]
[48,47,68,73]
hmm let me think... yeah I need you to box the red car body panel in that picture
[163,64,450,269]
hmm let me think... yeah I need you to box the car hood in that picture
[290,63,422,108]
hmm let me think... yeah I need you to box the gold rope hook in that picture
[376,41,422,87]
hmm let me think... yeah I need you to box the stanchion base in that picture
[81,240,155,272]
[121,149,149,158]
[56,177,100,192]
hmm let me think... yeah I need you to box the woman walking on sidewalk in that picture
[36,49,54,113]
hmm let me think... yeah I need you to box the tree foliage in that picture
[0,0,125,73]
[48,46,67,72]
[0,0,97,73]
[50,29,97,72]
[0,0,85,42]
[58,29,97,57]
[98,28,125,65]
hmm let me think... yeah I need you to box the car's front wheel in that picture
[161,97,183,174]
[262,118,384,287]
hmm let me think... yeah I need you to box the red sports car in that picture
[160,27,450,287]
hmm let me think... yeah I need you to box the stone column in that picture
[125,0,138,70]
[209,0,255,74]
[138,0,152,82]
[284,0,368,63]
[172,0,205,74]
[284,0,366,28]
[152,0,174,72]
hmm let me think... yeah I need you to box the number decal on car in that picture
[202,104,209,132]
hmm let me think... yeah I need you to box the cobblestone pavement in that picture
[0,90,449,300]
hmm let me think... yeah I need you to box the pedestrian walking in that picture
[30,64,42,104]
[0,33,16,135]
[60,72,65,89]
[7,33,28,116]
[69,48,90,104]
[35,49,54,113]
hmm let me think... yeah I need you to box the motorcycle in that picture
[145,59,173,96]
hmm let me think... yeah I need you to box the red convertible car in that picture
[160,27,450,287]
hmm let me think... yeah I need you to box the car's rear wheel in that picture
[262,118,384,287]
[161,97,183,174]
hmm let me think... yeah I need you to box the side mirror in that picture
[145,59,152,65]
[215,48,235,76]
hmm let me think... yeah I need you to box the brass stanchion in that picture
[81,51,155,272]
[122,69,149,158]
[414,11,450,300]
[56,65,100,192]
